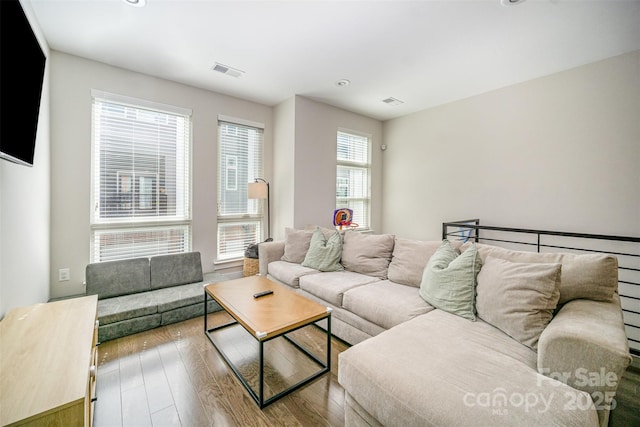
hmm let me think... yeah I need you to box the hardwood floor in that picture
[94,312,349,427]
[94,313,640,427]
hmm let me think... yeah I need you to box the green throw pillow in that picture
[301,227,344,272]
[419,240,481,321]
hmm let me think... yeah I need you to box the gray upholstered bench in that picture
[85,252,221,342]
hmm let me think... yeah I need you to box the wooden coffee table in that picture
[203,276,332,408]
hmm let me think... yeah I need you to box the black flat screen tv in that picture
[0,0,46,167]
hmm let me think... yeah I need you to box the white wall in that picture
[49,52,273,299]
[0,0,51,318]
[382,50,640,240]
[272,97,296,241]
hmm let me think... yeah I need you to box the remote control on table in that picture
[253,290,273,298]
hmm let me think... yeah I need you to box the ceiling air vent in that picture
[382,97,404,106]
[212,63,244,78]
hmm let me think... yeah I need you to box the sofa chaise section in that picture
[339,310,599,427]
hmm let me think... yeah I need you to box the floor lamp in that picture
[248,178,271,241]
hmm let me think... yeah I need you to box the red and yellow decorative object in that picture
[333,208,358,230]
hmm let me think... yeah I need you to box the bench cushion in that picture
[98,314,162,342]
[86,257,150,299]
[150,252,203,290]
[98,293,158,325]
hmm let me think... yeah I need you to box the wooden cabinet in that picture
[0,295,98,426]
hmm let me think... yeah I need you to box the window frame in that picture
[336,129,372,231]
[89,90,193,263]
[216,115,265,262]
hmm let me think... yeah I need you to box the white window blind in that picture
[217,119,264,261]
[337,130,371,230]
[91,93,192,262]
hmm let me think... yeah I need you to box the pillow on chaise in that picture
[475,256,561,350]
[281,227,313,264]
[461,242,618,305]
[301,227,344,272]
[419,240,481,321]
[341,231,395,279]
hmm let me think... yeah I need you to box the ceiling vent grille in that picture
[382,97,404,106]
[212,63,244,78]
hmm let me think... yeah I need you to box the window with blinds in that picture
[217,118,264,261]
[90,91,192,262]
[337,130,371,230]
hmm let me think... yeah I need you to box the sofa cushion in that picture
[343,280,434,330]
[387,238,462,287]
[419,240,481,321]
[97,292,158,325]
[150,252,203,290]
[281,227,313,263]
[462,242,618,305]
[338,310,599,427]
[476,256,562,350]
[97,270,220,324]
[98,314,162,342]
[301,227,344,272]
[299,271,379,307]
[268,260,320,288]
[152,282,210,312]
[341,231,394,279]
[86,257,151,299]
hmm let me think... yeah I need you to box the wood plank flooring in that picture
[94,312,349,427]
[95,312,640,427]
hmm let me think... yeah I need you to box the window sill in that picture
[213,257,243,267]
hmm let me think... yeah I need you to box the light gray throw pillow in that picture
[462,242,618,305]
[419,240,481,321]
[341,231,395,279]
[281,227,313,264]
[388,238,463,287]
[476,256,561,350]
[301,227,344,272]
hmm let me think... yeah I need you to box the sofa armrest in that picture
[258,241,285,276]
[537,294,632,426]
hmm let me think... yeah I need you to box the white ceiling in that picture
[27,0,640,121]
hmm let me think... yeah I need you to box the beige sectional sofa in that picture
[258,227,632,427]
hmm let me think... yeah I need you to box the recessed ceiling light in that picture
[123,0,146,7]
[335,79,351,87]
[382,97,404,106]
[500,0,526,5]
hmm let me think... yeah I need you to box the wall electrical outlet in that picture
[58,268,70,282]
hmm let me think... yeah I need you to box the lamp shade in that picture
[248,181,268,199]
